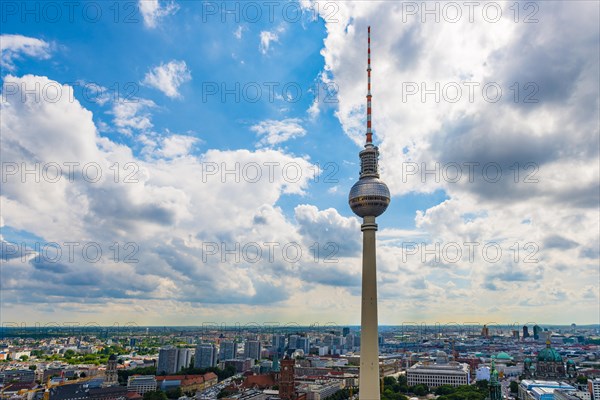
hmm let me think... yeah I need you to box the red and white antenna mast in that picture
[366,26,373,145]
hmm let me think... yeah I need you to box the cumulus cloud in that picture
[251,118,307,147]
[142,60,191,99]
[0,34,51,71]
[304,0,599,322]
[109,98,156,135]
[138,0,179,28]
[0,74,344,323]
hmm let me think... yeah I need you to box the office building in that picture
[406,363,470,388]
[195,344,217,368]
[157,346,190,374]
[518,380,575,400]
[127,376,157,395]
[219,341,237,361]
[244,340,261,361]
[272,335,286,354]
[590,378,600,400]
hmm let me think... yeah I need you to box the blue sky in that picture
[1,0,599,326]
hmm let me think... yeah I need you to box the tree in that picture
[435,385,455,396]
[20,355,29,361]
[510,381,519,393]
[217,389,235,399]
[64,350,76,359]
[143,391,167,400]
[165,387,182,399]
[475,380,489,391]
[29,365,37,371]
[411,384,428,396]
[576,375,589,384]
[383,376,397,386]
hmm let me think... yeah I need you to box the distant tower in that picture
[348,26,391,400]
[481,325,490,337]
[105,354,118,385]
[523,326,530,338]
[533,325,541,340]
[489,357,502,400]
[279,357,296,400]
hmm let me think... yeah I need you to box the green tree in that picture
[411,384,428,396]
[64,350,76,359]
[510,381,519,393]
[475,380,489,391]
[435,385,455,395]
[143,391,167,400]
[383,376,397,386]
[20,355,29,361]
[576,375,589,384]
[165,387,182,399]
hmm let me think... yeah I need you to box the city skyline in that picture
[1,1,599,327]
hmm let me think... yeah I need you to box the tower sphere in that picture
[349,176,390,218]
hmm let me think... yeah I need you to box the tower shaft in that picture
[359,216,380,400]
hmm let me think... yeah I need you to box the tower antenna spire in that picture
[366,26,373,144]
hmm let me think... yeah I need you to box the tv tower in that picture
[348,26,391,400]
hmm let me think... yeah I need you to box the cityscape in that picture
[0,2,599,400]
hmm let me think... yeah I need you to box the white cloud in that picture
[234,26,245,39]
[304,0,600,322]
[0,74,332,323]
[138,0,179,28]
[109,98,156,135]
[142,60,191,99]
[0,34,51,71]
[259,31,279,54]
[140,133,199,158]
[251,118,307,147]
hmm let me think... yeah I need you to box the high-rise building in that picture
[348,26,390,400]
[272,335,286,354]
[157,346,191,374]
[533,325,542,340]
[195,344,217,369]
[297,336,310,354]
[288,335,299,350]
[157,346,179,374]
[244,340,261,361]
[177,348,192,371]
[343,328,350,337]
[481,325,490,337]
[219,341,237,361]
[523,326,530,338]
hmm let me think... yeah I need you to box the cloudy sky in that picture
[1,0,598,327]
